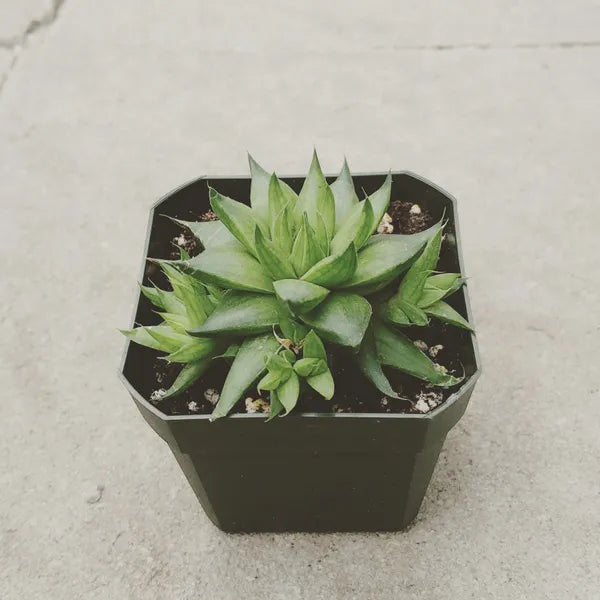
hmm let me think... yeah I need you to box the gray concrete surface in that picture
[1,1,599,598]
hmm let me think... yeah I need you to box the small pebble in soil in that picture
[428,344,444,358]
[245,397,269,413]
[413,339,428,352]
[198,210,218,222]
[150,388,167,403]
[187,401,199,412]
[409,204,422,215]
[380,397,389,407]
[204,388,220,405]
[414,390,444,413]
[434,363,449,375]
[377,212,394,234]
[169,230,200,258]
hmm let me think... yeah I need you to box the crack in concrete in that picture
[0,0,66,94]
[386,40,600,51]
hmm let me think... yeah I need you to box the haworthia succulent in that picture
[124,152,474,417]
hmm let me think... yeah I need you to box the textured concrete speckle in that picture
[1,1,599,598]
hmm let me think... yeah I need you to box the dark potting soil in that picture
[145,201,466,416]
[388,200,434,234]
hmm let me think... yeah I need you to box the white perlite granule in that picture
[414,391,444,413]
[377,213,394,234]
[187,401,199,412]
[150,388,167,402]
[203,388,220,405]
[429,344,444,358]
[409,204,422,214]
[413,339,428,352]
[245,397,270,413]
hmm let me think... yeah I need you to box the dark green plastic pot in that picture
[119,171,481,532]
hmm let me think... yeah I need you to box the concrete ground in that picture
[1,1,599,598]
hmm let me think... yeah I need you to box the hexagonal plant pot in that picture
[119,171,481,532]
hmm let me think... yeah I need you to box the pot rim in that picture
[119,170,481,423]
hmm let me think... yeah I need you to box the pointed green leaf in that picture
[301,243,357,287]
[355,326,399,398]
[330,158,359,228]
[157,311,193,334]
[267,389,285,421]
[160,262,194,301]
[396,227,443,304]
[257,370,285,392]
[277,371,300,415]
[271,205,294,253]
[331,197,374,254]
[290,218,325,277]
[299,292,372,349]
[268,173,285,224]
[120,326,173,352]
[176,279,214,326]
[146,326,191,353]
[177,246,191,261]
[209,187,261,256]
[302,330,327,360]
[162,360,211,399]
[425,300,474,331]
[293,358,328,377]
[339,222,441,294]
[254,227,296,280]
[257,353,292,392]
[266,352,294,376]
[306,369,334,400]
[387,299,429,326]
[211,333,281,419]
[139,283,166,309]
[163,337,221,363]
[248,153,271,225]
[374,320,463,387]
[314,212,331,254]
[304,213,327,259]
[150,283,185,315]
[383,302,410,326]
[365,172,392,237]
[281,349,297,364]
[273,279,330,313]
[180,247,274,293]
[159,266,213,324]
[418,273,465,308]
[298,150,335,237]
[188,292,280,336]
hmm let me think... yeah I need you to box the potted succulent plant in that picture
[119,152,480,532]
